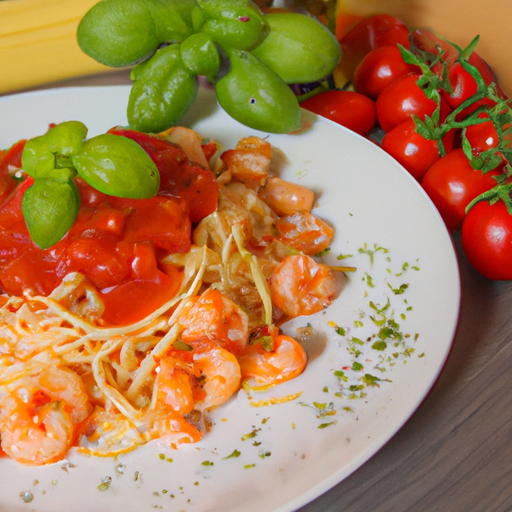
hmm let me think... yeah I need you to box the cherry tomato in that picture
[465,112,499,156]
[376,73,441,133]
[382,119,456,181]
[300,90,377,136]
[461,199,512,280]
[336,14,411,83]
[421,148,501,232]
[413,28,507,103]
[354,46,419,99]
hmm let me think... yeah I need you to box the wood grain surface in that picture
[4,71,512,512]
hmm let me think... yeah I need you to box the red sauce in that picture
[0,130,219,326]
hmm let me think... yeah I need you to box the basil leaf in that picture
[22,178,80,249]
[77,0,194,68]
[128,44,198,133]
[72,134,160,198]
[21,121,87,178]
[251,13,341,84]
[215,47,301,133]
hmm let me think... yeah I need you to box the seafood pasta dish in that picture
[0,124,343,466]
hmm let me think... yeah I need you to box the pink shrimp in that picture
[274,211,334,256]
[177,289,249,355]
[269,254,339,318]
[0,366,92,465]
[239,334,307,385]
[193,347,242,410]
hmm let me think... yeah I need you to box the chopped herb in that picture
[363,374,382,387]
[388,282,409,295]
[318,421,337,429]
[371,341,387,351]
[241,428,260,441]
[223,449,241,459]
[244,464,256,469]
[316,247,331,257]
[351,361,364,371]
[201,460,214,466]
[250,335,274,351]
[98,476,112,491]
[334,370,347,382]
[173,339,193,351]
[365,272,375,288]
[337,253,353,260]
[358,243,389,267]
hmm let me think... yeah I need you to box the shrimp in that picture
[274,211,334,256]
[177,289,249,355]
[239,334,307,385]
[259,176,315,216]
[221,136,271,186]
[269,254,339,318]
[154,356,197,415]
[0,366,92,465]
[193,347,242,411]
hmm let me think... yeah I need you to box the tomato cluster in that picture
[300,14,512,281]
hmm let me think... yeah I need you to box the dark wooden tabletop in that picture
[7,70,512,512]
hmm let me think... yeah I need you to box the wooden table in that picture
[6,71,512,512]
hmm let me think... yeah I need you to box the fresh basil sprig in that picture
[20,122,160,249]
[77,0,341,134]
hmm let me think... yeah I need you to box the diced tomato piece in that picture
[115,196,191,253]
[66,236,129,289]
[99,269,181,326]
[109,128,219,223]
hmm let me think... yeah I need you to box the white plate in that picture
[0,86,460,512]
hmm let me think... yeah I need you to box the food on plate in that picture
[77,0,341,134]
[0,124,345,465]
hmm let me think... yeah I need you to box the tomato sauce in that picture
[0,130,219,326]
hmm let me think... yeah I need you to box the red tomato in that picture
[376,73,440,132]
[100,266,182,325]
[337,14,411,81]
[421,149,501,232]
[109,128,219,224]
[0,140,25,205]
[66,236,128,289]
[465,112,500,156]
[382,119,456,181]
[300,90,377,136]
[114,195,191,253]
[413,29,507,101]
[0,247,63,297]
[461,200,512,280]
[354,46,419,99]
